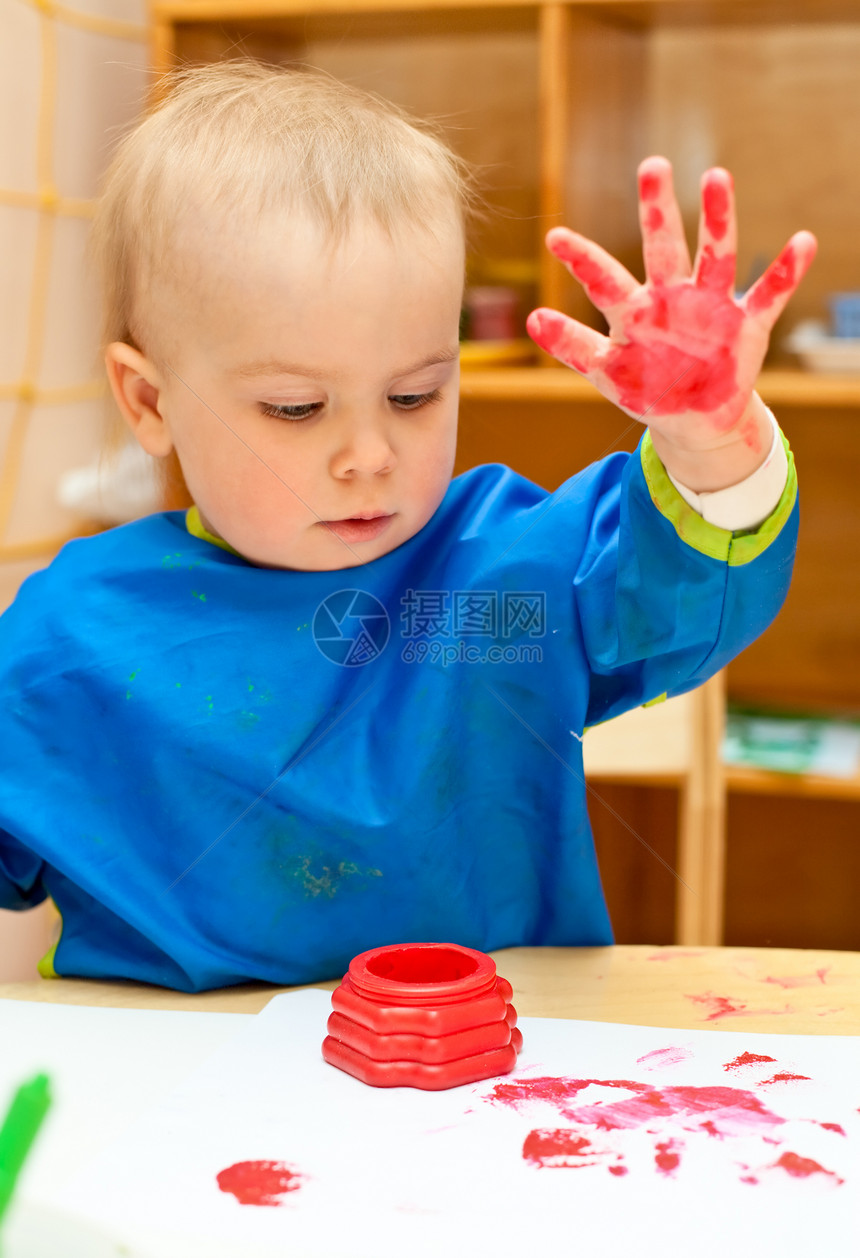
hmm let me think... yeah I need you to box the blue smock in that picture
[0,434,798,990]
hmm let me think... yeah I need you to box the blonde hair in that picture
[91,60,479,370]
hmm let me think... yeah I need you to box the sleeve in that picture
[577,425,798,728]
[0,828,47,911]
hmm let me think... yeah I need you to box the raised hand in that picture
[527,157,817,489]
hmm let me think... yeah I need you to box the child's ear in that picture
[104,342,174,458]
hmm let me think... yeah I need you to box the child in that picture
[0,63,815,991]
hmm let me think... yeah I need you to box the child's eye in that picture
[389,389,442,411]
[260,401,322,422]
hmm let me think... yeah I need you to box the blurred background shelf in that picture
[460,367,860,405]
[726,764,860,801]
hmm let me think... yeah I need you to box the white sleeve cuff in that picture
[666,407,788,532]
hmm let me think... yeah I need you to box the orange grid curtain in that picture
[0,0,147,604]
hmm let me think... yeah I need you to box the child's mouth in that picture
[322,514,394,543]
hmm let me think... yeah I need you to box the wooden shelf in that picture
[460,366,860,407]
[155,0,536,16]
[556,0,860,27]
[725,763,860,801]
[153,0,860,22]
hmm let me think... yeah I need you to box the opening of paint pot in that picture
[365,946,480,985]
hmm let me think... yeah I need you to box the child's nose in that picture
[329,417,396,478]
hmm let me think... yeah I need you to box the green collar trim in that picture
[185,505,243,558]
[36,907,62,979]
[36,940,58,979]
[640,428,797,568]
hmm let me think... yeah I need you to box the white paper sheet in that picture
[0,999,246,1193]
[50,989,859,1258]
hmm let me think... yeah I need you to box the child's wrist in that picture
[649,392,774,493]
[664,407,787,532]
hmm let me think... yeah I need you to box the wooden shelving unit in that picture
[147,0,860,949]
[460,367,860,408]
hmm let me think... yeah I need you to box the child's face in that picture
[151,213,464,570]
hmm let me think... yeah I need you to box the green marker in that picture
[0,1074,52,1230]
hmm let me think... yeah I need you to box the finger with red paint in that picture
[692,167,738,294]
[543,227,639,314]
[638,155,693,286]
[525,230,637,374]
[525,306,603,378]
[742,230,818,329]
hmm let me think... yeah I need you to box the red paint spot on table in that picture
[686,992,792,1022]
[819,1122,846,1136]
[763,968,830,989]
[761,1073,811,1086]
[216,1160,304,1207]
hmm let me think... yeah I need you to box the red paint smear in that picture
[605,339,738,417]
[522,1129,632,1177]
[523,1128,601,1169]
[491,1076,642,1113]
[549,241,627,306]
[689,993,746,1021]
[737,410,765,454]
[745,243,798,315]
[645,205,664,232]
[637,1046,692,1070]
[604,287,743,417]
[488,1076,786,1140]
[761,1073,811,1085]
[216,1160,303,1207]
[697,244,735,291]
[654,1138,682,1177]
[527,310,588,373]
[703,176,731,242]
[772,1151,844,1185]
[686,992,792,1022]
[763,968,829,989]
[501,1077,849,1187]
[639,169,661,201]
[723,1051,778,1072]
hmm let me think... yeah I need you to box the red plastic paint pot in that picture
[322,942,523,1090]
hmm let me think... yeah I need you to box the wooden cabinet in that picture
[148,0,860,948]
[150,0,860,343]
